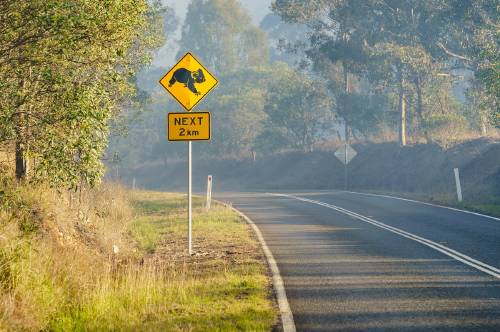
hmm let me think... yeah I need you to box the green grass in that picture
[49,266,274,332]
[426,194,500,218]
[129,195,252,253]
[464,204,500,217]
[0,185,277,332]
[122,191,276,331]
[361,189,500,218]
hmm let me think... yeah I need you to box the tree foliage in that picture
[259,65,334,152]
[0,0,165,188]
[273,0,499,143]
[110,0,498,169]
[178,0,269,74]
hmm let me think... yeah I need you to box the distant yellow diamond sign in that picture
[159,52,218,112]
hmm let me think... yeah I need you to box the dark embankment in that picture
[119,138,500,201]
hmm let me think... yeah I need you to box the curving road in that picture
[217,191,500,332]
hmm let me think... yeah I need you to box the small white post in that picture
[206,175,212,210]
[454,168,463,202]
[132,178,136,190]
[188,141,193,255]
[344,143,348,190]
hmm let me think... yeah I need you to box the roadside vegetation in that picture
[401,192,500,218]
[0,1,497,328]
[111,0,498,168]
[0,2,279,330]
[0,174,277,331]
[107,0,498,216]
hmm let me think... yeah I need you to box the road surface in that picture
[217,191,500,332]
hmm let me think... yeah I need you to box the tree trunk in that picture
[398,66,407,147]
[415,75,423,120]
[414,75,425,141]
[480,114,488,136]
[343,62,350,143]
[15,105,28,180]
[15,70,30,181]
[15,140,28,180]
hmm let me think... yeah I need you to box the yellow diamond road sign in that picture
[160,52,218,112]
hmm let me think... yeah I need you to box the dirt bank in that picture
[118,138,500,200]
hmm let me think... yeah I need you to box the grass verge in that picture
[127,190,277,331]
[0,179,277,331]
[360,189,500,218]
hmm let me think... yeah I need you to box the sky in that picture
[153,0,272,67]
[162,0,272,25]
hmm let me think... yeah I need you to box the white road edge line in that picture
[219,201,296,332]
[272,193,500,280]
[344,191,500,222]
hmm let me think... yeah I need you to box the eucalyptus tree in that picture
[273,0,474,146]
[258,64,334,152]
[0,0,164,187]
[177,0,269,75]
[434,0,499,131]
[259,13,308,65]
[273,0,386,143]
[366,1,441,146]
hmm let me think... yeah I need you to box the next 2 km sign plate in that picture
[168,112,210,141]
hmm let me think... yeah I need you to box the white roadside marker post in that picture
[206,175,213,210]
[454,168,463,202]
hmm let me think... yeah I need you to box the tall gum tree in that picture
[273,0,467,146]
[0,0,165,187]
[444,1,499,132]
[177,0,269,75]
[273,0,385,143]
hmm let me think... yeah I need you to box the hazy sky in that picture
[162,0,272,25]
[153,0,272,67]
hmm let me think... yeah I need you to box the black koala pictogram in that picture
[168,68,206,95]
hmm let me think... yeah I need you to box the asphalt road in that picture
[217,191,500,332]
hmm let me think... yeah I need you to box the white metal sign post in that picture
[159,52,218,256]
[206,175,213,210]
[335,144,357,190]
[454,168,463,202]
[344,143,348,190]
[188,142,193,253]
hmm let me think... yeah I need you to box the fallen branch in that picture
[436,42,473,62]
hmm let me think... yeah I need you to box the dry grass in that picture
[0,178,277,331]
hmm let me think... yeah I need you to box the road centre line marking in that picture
[344,191,500,223]
[271,193,500,279]
[219,201,296,332]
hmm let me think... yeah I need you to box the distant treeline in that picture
[109,0,498,170]
[1,1,497,187]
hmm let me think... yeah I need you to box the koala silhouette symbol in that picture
[168,68,206,95]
